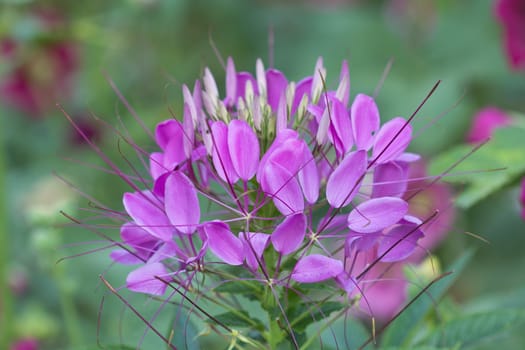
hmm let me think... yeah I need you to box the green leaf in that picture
[381,251,473,347]
[291,301,345,333]
[209,311,263,329]
[429,126,525,208]
[420,309,525,349]
[213,280,263,302]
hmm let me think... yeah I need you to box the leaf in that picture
[213,281,263,302]
[420,309,525,349]
[380,251,473,347]
[291,301,345,333]
[429,126,525,208]
[208,311,263,329]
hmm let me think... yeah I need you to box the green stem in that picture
[53,261,83,347]
[0,115,12,350]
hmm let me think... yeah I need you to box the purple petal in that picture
[372,117,412,164]
[203,221,244,265]
[291,254,343,283]
[297,147,319,204]
[276,94,288,134]
[350,94,380,151]
[225,57,237,106]
[121,223,158,259]
[372,162,409,198]
[257,129,299,183]
[329,97,353,155]
[236,72,258,98]
[271,213,307,255]
[261,161,304,215]
[240,232,270,271]
[110,249,143,265]
[291,76,312,115]
[123,192,173,241]
[347,197,408,233]
[326,150,367,208]
[336,60,350,106]
[378,224,424,262]
[182,104,195,158]
[211,121,239,184]
[155,119,184,151]
[149,152,165,180]
[164,171,200,235]
[126,262,170,295]
[266,69,288,112]
[148,241,182,264]
[228,119,260,181]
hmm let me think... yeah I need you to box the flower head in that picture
[73,57,449,346]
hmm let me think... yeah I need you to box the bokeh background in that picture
[1,0,524,349]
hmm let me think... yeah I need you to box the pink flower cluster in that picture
[110,57,441,319]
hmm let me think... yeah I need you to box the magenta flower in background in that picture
[495,0,525,70]
[466,107,511,143]
[10,338,38,350]
[0,9,78,117]
[404,160,455,262]
[520,178,525,220]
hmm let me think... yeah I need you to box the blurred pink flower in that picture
[404,160,455,262]
[495,0,525,70]
[466,107,511,143]
[10,338,38,350]
[520,177,525,220]
[0,10,78,117]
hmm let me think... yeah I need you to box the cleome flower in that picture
[108,56,432,309]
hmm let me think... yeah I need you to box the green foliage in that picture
[430,126,525,208]
[381,251,473,347]
[419,309,525,349]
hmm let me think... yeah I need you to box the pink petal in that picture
[203,221,244,265]
[372,117,412,164]
[121,223,158,260]
[297,146,319,204]
[329,97,353,155]
[372,162,409,198]
[291,254,343,283]
[182,103,195,158]
[326,150,367,208]
[123,192,173,241]
[236,72,258,98]
[225,57,237,106]
[155,119,184,151]
[257,129,299,182]
[126,263,170,296]
[110,249,143,265]
[378,224,424,262]
[291,76,312,115]
[211,121,239,184]
[347,197,408,234]
[240,232,270,271]
[228,119,260,181]
[271,213,307,255]
[262,161,304,215]
[276,93,288,134]
[350,94,380,151]
[164,171,200,235]
[149,152,165,180]
[336,60,350,106]
[266,69,288,112]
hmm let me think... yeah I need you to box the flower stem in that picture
[0,121,12,350]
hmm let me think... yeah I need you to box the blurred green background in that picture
[1,0,524,349]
